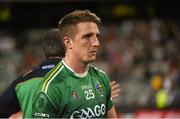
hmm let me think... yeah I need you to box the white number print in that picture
[84,89,95,100]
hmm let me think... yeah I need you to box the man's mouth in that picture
[89,51,97,55]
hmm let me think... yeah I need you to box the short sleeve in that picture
[104,74,114,110]
[32,91,58,118]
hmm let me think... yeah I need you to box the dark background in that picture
[0,0,180,30]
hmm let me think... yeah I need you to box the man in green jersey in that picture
[13,28,65,118]
[32,10,117,118]
[7,28,120,118]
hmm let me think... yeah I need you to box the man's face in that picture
[71,22,100,63]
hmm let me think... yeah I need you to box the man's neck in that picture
[64,57,88,74]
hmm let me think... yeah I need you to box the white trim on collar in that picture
[62,59,89,78]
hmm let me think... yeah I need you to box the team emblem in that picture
[35,92,47,110]
[71,90,80,100]
[95,81,103,97]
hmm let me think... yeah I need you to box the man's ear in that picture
[63,37,72,49]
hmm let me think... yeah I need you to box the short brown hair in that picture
[58,10,102,44]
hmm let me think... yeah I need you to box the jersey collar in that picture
[62,59,89,78]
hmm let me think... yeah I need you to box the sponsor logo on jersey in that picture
[70,103,106,118]
[42,64,55,69]
[71,91,80,100]
[35,113,49,118]
[95,81,103,97]
[81,84,92,90]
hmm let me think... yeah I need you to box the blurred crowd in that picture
[0,19,180,113]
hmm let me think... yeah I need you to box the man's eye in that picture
[96,34,100,39]
[84,34,91,39]
[82,33,93,39]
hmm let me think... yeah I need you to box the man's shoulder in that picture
[39,62,65,93]
[13,67,42,88]
[21,59,59,80]
[17,63,50,83]
[89,64,107,76]
[16,77,42,91]
[89,65,110,85]
[43,61,64,80]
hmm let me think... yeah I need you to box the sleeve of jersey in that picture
[103,74,114,111]
[32,81,66,118]
[32,91,58,118]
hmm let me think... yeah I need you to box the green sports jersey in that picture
[32,60,113,118]
[15,78,42,118]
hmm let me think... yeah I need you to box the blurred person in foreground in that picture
[0,28,120,118]
[32,10,117,118]
[0,28,64,118]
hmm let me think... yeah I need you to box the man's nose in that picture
[92,37,100,47]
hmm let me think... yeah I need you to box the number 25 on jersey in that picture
[84,89,95,100]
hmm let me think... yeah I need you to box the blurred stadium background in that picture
[0,0,180,118]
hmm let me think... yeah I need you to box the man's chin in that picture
[85,57,96,63]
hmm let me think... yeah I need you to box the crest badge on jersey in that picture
[71,90,80,100]
[95,81,104,97]
[35,92,47,110]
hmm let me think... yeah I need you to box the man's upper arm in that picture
[102,73,114,110]
[101,72,117,116]
[32,91,58,118]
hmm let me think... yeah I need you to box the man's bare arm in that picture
[107,106,117,118]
